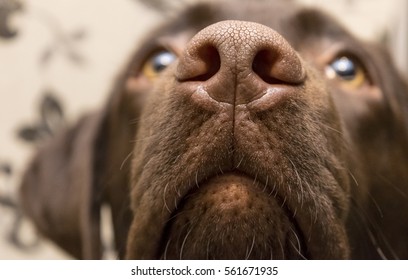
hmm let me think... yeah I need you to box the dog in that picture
[19,0,408,259]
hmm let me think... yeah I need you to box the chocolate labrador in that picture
[19,0,408,259]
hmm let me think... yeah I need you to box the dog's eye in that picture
[325,56,367,88]
[142,50,176,79]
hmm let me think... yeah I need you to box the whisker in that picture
[174,197,178,210]
[367,192,384,218]
[292,207,297,218]
[269,182,277,197]
[172,154,181,165]
[347,169,359,187]
[120,151,133,170]
[164,210,187,224]
[163,183,171,213]
[163,238,172,260]
[288,158,304,207]
[174,183,181,197]
[280,196,287,208]
[253,172,259,185]
[262,175,269,193]
[245,236,256,260]
[206,239,211,260]
[290,228,307,260]
[377,175,408,199]
[235,155,244,168]
[129,117,142,125]
[179,227,194,260]
[302,181,318,225]
[366,229,388,260]
[310,119,344,136]
[218,165,224,174]
[278,238,284,259]
[195,171,199,188]
[350,199,399,260]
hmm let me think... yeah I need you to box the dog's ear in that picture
[20,80,136,259]
[19,109,107,258]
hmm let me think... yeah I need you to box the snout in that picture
[176,20,306,107]
[127,20,350,260]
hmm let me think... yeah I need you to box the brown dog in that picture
[19,0,408,259]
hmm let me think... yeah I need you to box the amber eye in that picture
[142,50,176,79]
[325,56,367,88]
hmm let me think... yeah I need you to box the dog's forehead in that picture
[156,0,353,48]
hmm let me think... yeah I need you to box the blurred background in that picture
[0,0,407,259]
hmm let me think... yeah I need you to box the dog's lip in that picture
[156,170,309,259]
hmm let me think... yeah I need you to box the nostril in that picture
[252,48,306,85]
[252,49,285,85]
[178,44,221,82]
[193,45,221,81]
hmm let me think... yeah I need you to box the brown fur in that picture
[20,0,408,259]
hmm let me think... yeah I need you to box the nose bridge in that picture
[206,21,293,75]
[176,20,305,105]
[201,21,260,71]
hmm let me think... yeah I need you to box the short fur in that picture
[20,0,408,259]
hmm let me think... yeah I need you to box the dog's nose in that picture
[176,20,305,105]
